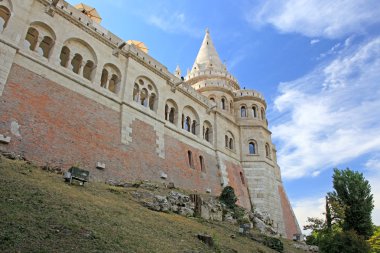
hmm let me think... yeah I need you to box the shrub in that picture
[219,186,237,209]
[319,230,371,253]
[263,236,283,252]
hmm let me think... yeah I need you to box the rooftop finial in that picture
[206,27,209,34]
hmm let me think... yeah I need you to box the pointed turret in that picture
[190,29,225,73]
[185,29,240,91]
[174,65,181,78]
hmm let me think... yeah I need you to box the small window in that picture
[188,150,193,168]
[240,172,245,185]
[225,135,228,148]
[252,106,257,118]
[83,60,94,81]
[261,108,265,120]
[149,93,156,110]
[221,98,226,110]
[204,128,210,142]
[249,142,256,154]
[265,143,270,158]
[71,54,83,74]
[229,138,234,150]
[241,106,247,117]
[133,84,139,101]
[165,104,169,120]
[191,120,196,135]
[200,156,205,172]
[185,116,191,132]
[169,108,175,123]
[59,46,70,67]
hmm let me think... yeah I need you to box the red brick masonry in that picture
[0,64,251,209]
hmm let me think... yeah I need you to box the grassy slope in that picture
[0,156,304,253]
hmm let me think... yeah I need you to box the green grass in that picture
[0,156,304,253]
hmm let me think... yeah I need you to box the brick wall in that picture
[0,64,223,195]
[278,185,300,239]
[225,161,251,210]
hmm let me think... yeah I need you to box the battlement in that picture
[185,69,239,90]
[233,89,265,101]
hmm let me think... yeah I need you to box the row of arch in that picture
[209,96,233,113]
[21,20,122,94]
[248,140,272,158]
[164,99,213,144]
[240,105,266,120]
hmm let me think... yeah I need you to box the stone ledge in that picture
[0,134,11,144]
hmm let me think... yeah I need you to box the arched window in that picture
[169,108,175,123]
[133,84,139,102]
[39,36,54,58]
[133,77,158,111]
[191,120,197,135]
[249,142,256,154]
[71,54,83,74]
[149,93,156,110]
[83,60,94,81]
[100,69,108,88]
[221,98,226,110]
[204,128,210,142]
[140,88,148,106]
[225,135,229,148]
[108,74,119,93]
[200,156,205,172]
[100,64,121,94]
[252,106,257,118]
[181,114,184,129]
[261,108,265,120]
[210,97,215,103]
[265,143,270,158]
[165,104,169,121]
[185,116,191,132]
[241,106,247,117]
[0,6,11,32]
[229,138,234,150]
[25,27,39,51]
[240,172,245,185]
[59,46,70,67]
[187,150,193,168]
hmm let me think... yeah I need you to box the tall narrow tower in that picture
[186,30,301,239]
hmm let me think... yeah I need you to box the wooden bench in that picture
[64,167,89,185]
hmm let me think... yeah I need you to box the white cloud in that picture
[292,197,325,234]
[246,0,380,39]
[271,37,380,180]
[310,39,320,45]
[148,11,202,37]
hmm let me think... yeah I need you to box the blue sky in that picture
[67,0,380,230]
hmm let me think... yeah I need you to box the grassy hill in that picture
[0,155,305,253]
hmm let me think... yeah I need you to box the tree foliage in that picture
[304,168,375,252]
[368,226,380,253]
[329,168,374,238]
[319,230,371,253]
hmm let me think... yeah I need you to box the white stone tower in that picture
[186,29,301,238]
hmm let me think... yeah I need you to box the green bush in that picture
[219,186,237,209]
[263,236,283,252]
[319,230,371,253]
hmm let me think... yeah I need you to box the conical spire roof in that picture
[190,29,226,74]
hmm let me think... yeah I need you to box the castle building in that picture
[0,0,300,238]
